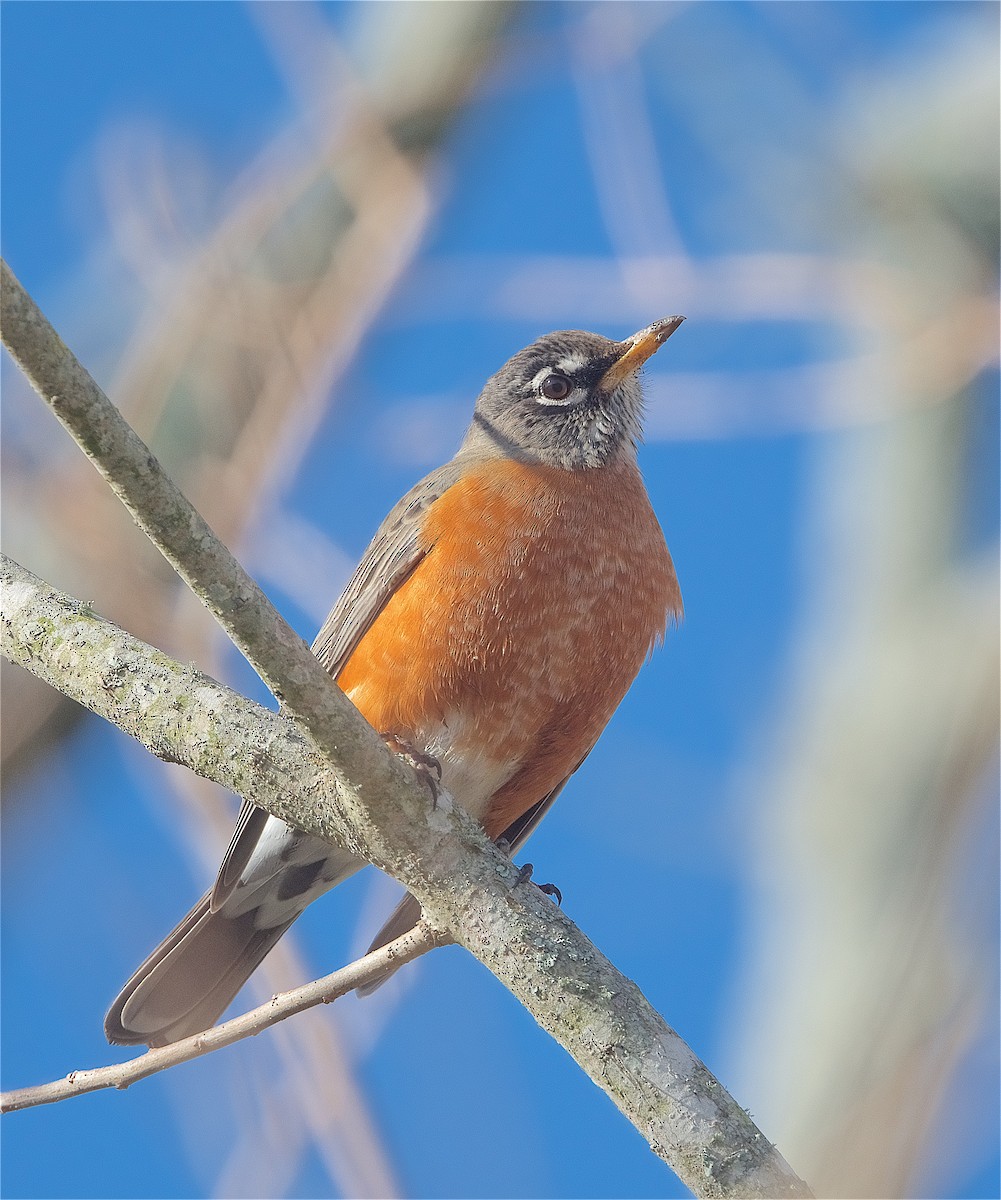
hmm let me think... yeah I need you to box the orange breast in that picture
[336,455,681,838]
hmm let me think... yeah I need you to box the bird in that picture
[105,317,685,1047]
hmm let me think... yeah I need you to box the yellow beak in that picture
[600,316,685,391]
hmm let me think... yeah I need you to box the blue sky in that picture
[2,4,998,1199]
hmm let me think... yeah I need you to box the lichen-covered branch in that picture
[0,554,362,844]
[0,559,811,1198]
[0,259,399,812]
[0,262,813,1198]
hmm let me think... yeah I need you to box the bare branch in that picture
[0,555,362,837]
[0,264,813,1199]
[0,555,812,1198]
[0,257,433,880]
[0,923,444,1114]
[0,259,367,739]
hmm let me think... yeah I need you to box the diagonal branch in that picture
[0,555,401,856]
[0,556,810,1199]
[0,922,444,1114]
[0,259,391,789]
[0,261,813,1199]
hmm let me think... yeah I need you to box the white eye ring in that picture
[533,369,576,406]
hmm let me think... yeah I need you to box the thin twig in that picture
[0,923,445,1114]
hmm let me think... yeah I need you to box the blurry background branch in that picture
[724,22,1000,1199]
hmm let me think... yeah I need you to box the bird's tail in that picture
[105,892,300,1047]
[355,892,424,996]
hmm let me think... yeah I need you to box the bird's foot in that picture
[382,732,442,801]
[516,862,563,907]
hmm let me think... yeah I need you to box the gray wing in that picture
[212,459,467,909]
[311,457,468,677]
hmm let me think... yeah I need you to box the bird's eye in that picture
[539,373,572,401]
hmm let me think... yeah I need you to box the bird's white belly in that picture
[420,711,520,823]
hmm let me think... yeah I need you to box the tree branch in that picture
[0,923,444,1114]
[0,259,409,839]
[0,261,813,1198]
[0,554,405,856]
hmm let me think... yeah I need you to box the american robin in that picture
[106,317,685,1046]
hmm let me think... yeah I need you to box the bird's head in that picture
[462,317,684,470]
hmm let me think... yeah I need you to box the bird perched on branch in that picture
[106,317,685,1047]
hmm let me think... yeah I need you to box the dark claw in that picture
[382,732,442,799]
[516,863,563,906]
